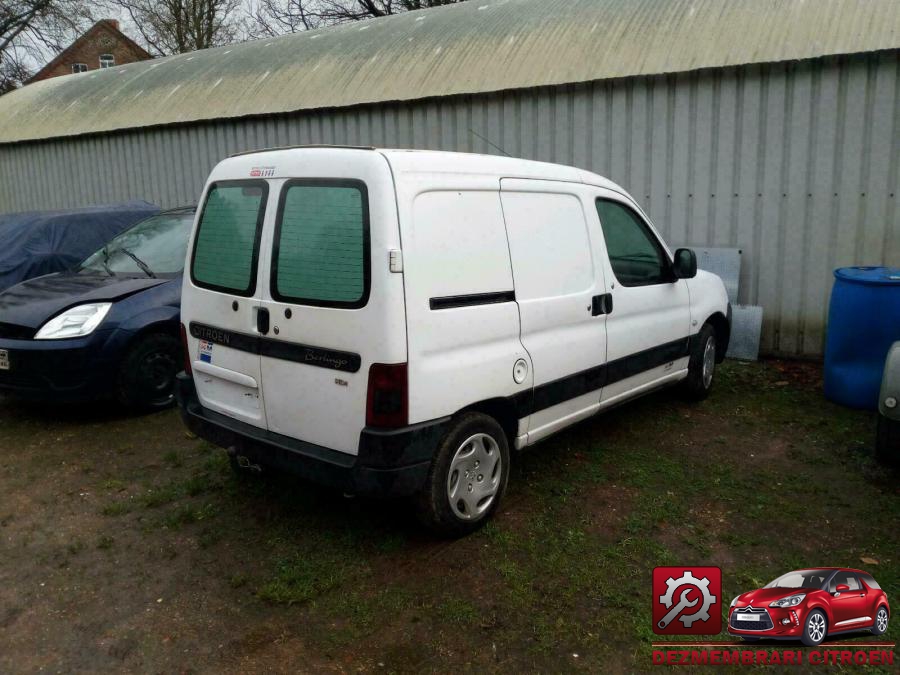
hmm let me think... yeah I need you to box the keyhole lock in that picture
[273,326,279,335]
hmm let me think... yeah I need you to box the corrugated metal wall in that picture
[1,51,898,356]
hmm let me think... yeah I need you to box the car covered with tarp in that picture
[0,201,159,291]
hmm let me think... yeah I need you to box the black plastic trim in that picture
[175,373,441,497]
[513,336,693,417]
[270,178,371,310]
[189,180,269,297]
[430,291,516,310]
[188,321,361,373]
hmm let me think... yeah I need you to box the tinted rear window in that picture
[191,182,267,295]
[272,180,369,308]
[860,573,881,590]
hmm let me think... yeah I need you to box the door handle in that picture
[257,307,270,335]
[592,293,613,316]
[859,593,865,597]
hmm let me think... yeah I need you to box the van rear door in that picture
[255,151,405,455]
[183,180,270,429]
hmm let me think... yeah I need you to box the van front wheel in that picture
[415,412,510,537]
[682,324,717,401]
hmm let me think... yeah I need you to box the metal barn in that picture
[0,0,898,356]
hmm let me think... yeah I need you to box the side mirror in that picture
[835,584,850,593]
[673,248,697,279]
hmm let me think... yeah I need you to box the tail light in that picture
[366,363,408,428]
[180,322,192,376]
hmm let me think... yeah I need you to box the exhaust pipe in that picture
[227,446,262,473]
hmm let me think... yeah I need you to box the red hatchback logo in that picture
[728,568,891,646]
[652,566,722,635]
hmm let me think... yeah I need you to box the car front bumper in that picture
[175,373,448,498]
[727,606,806,639]
[0,331,119,400]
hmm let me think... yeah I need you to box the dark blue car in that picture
[0,207,195,410]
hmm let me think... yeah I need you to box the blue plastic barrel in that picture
[824,267,900,409]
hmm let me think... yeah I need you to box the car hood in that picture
[736,587,814,607]
[0,271,168,329]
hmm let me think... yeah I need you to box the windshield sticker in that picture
[250,166,275,177]
[199,340,213,363]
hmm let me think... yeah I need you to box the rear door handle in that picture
[592,293,613,316]
[257,307,270,335]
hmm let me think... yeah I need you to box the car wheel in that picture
[801,609,828,647]
[875,414,900,466]
[116,333,182,411]
[871,606,889,635]
[682,324,717,400]
[415,412,510,538]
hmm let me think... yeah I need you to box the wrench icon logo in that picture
[657,587,699,629]
[652,567,721,635]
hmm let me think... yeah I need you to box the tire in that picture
[116,333,182,411]
[801,609,828,647]
[871,605,889,636]
[415,412,510,538]
[875,414,900,466]
[682,324,717,401]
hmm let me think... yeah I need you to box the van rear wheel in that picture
[415,412,509,538]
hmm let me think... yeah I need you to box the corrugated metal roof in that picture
[1,0,898,144]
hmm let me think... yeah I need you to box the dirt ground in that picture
[0,360,896,673]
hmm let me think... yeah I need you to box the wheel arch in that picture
[458,397,520,448]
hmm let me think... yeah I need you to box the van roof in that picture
[226,145,627,194]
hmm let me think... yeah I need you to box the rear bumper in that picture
[175,373,448,497]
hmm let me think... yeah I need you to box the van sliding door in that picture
[500,179,609,445]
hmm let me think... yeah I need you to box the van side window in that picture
[272,180,369,308]
[191,182,267,295]
[595,199,670,286]
[502,191,593,300]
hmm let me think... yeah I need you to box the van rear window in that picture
[272,180,369,308]
[191,182,267,295]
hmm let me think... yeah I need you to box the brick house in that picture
[27,20,152,83]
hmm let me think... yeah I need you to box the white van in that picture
[177,147,730,536]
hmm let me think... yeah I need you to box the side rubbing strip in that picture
[430,291,516,310]
[513,336,693,417]
[189,322,361,373]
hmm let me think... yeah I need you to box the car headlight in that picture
[731,596,740,607]
[35,303,112,340]
[769,593,806,608]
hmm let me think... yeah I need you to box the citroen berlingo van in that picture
[177,147,730,536]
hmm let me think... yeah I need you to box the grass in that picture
[1,359,897,672]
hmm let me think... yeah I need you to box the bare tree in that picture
[0,0,94,92]
[111,0,244,55]
[251,0,467,38]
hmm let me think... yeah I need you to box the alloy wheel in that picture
[808,612,826,643]
[876,608,888,632]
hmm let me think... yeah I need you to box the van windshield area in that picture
[80,211,194,278]
[764,569,831,589]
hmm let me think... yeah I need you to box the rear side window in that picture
[596,198,671,286]
[191,182,268,295]
[858,573,881,590]
[272,180,370,308]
